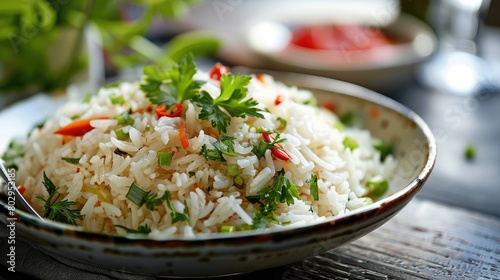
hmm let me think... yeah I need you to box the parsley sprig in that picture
[193,73,264,133]
[140,55,203,107]
[36,172,83,226]
[140,56,264,134]
[246,170,300,229]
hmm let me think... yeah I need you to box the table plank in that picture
[222,199,500,280]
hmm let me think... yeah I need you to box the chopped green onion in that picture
[343,137,359,150]
[334,122,344,131]
[235,224,252,231]
[303,96,317,106]
[221,225,235,233]
[280,220,292,225]
[82,93,92,103]
[115,128,129,140]
[277,117,287,130]
[464,143,476,160]
[233,175,245,189]
[126,183,149,206]
[365,175,389,197]
[364,197,373,205]
[61,157,80,164]
[373,139,394,162]
[110,95,125,105]
[114,112,134,125]
[307,174,319,201]
[227,164,239,177]
[145,125,151,132]
[158,151,173,167]
[339,110,363,127]
[70,115,80,120]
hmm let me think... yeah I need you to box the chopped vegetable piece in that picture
[334,122,344,131]
[274,95,283,106]
[209,62,230,81]
[221,225,235,233]
[115,224,151,234]
[200,145,224,161]
[261,131,291,161]
[213,136,237,157]
[126,182,149,207]
[365,175,389,197]
[35,172,83,225]
[114,148,129,156]
[247,170,299,228]
[110,95,125,105]
[114,112,135,125]
[277,117,287,130]
[158,151,173,166]
[373,139,394,162]
[115,128,129,140]
[1,139,25,170]
[307,174,319,201]
[233,175,245,189]
[18,185,26,196]
[227,164,239,177]
[82,93,92,103]
[145,125,151,132]
[61,157,80,164]
[465,143,476,160]
[54,117,108,137]
[343,137,359,151]
[156,103,183,118]
[179,121,189,149]
[339,110,363,127]
[164,191,190,223]
[193,73,265,134]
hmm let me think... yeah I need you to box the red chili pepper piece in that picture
[179,120,189,149]
[156,103,182,118]
[18,185,26,196]
[54,117,108,136]
[261,131,292,161]
[209,62,230,81]
[274,95,283,106]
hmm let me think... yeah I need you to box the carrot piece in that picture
[54,117,108,136]
[369,107,379,119]
[179,120,189,149]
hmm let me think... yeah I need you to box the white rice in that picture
[14,69,397,237]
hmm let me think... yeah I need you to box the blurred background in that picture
[1,0,499,215]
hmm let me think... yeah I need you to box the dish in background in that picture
[247,14,437,92]
[0,71,436,277]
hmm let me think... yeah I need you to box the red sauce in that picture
[290,25,392,52]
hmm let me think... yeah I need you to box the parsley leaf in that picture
[193,73,264,133]
[35,172,82,226]
[246,170,299,229]
[164,191,190,223]
[141,55,204,107]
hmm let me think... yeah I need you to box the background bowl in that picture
[0,72,436,277]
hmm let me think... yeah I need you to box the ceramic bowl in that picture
[245,14,437,92]
[0,72,436,277]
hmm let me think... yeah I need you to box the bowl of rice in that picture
[0,58,436,277]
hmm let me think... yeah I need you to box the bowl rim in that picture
[0,72,437,247]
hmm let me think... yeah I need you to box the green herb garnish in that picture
[373,139,394,162]
[115,128,129,140]
[36,172,82,225]
[247,170,299,229]
[110,95,125,105]
[252,132,287,159]
[343,137,359,151]
[126,183,150,207]
[339,110,363,127]
[193,73,264,133]
[158,151,173,167]
[115,224,151,235]
[307,174,319,201]
[465,143,476,160]
[365,175,389,197]
[61,157,80,164]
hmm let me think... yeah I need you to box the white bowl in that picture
[0,71,436,277]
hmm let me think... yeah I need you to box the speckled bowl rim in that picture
[1,72,436,248]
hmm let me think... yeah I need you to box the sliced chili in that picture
[156,103,182,118]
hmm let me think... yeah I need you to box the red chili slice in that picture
[156,103,182,118]
[18,185,26,196]
[261,131,292,161]
[274,95,283,106]
[209,62,231,81]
